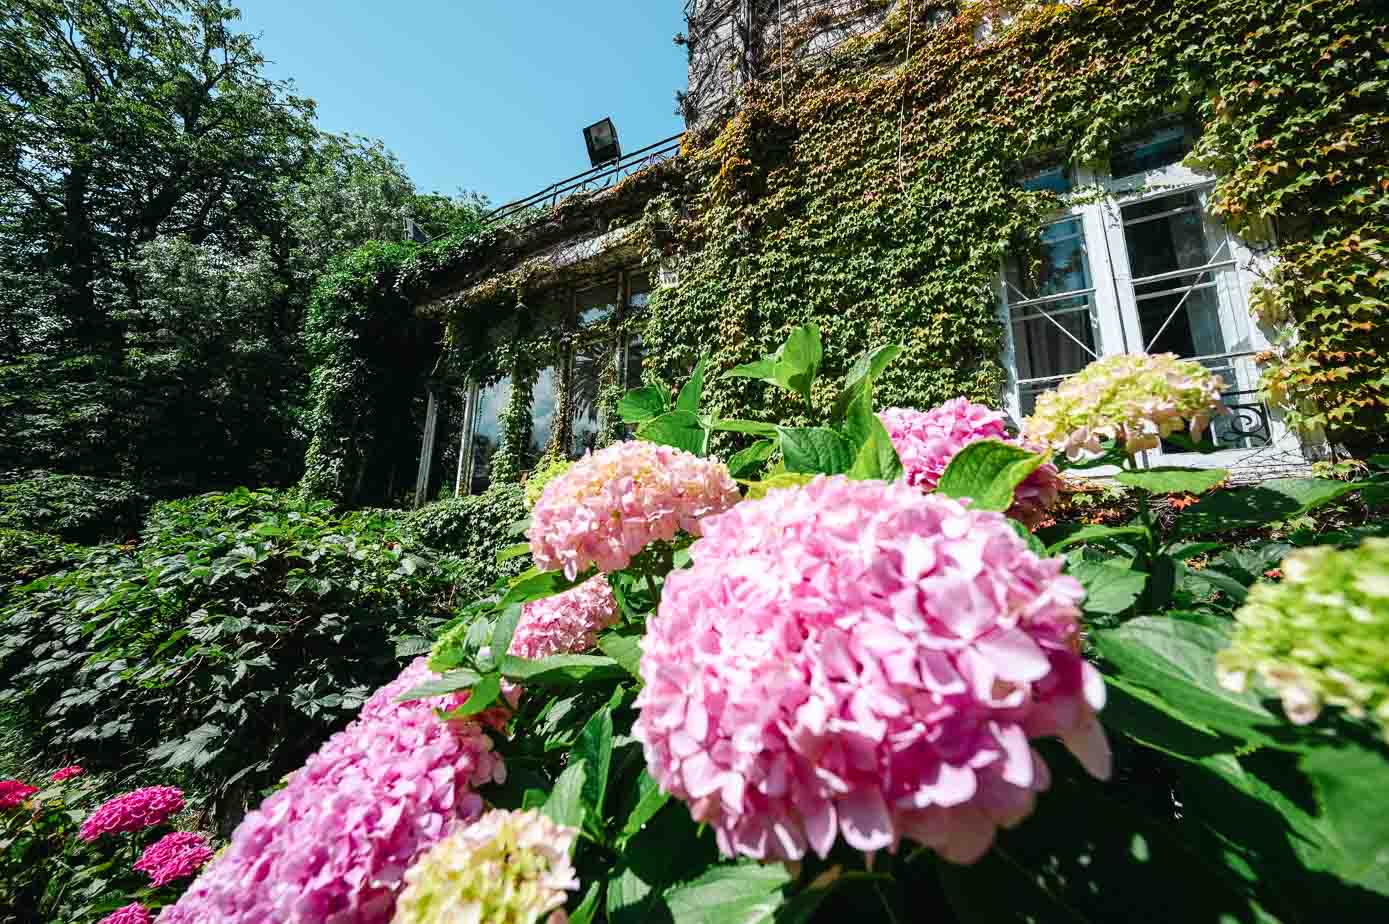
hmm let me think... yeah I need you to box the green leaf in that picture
[491,603,523,657]
[831,343,902,422]
[618,385,670,423]
[726,324,823,409]
[1007,518,1048,557]
[395,669,482,703]
[936,440,1047,512]
[1045,524,1150,555]
[1093,617,1278,742]
[500,568,585,608]
[1115,467,1228,495]
[1070,560,1147,616]
[598,628,643,679]
[846,415,904,482]
[778,427,854,474]
[619,771,671,845]
[676,356,707,413]
[711,418,781,437]
[576,707,615,828]
[725,358,777,381]
[741,472,816,499]
[569,881,604,924]
[500,653,625,688]
[1299,744,1389,895]
[1174,478,1364,537]
[637,410,708,457]
[495,541,531,564]
[438,673,501,719]
[663,863,792,924]
[727,439,776,478]
[543,760,587,831]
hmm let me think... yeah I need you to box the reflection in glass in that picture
[627,272,652,313]
[1011,296,1099,382]
[1006,218,1091,301]
[528,367,559,461]
[1021,165,1072,194]
[577,283,619,326]
[469,377,511,495]
[571,341,610,458]
[1123,192,1227,358]
[1111,124,1191,177]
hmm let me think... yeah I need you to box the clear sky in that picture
[235,1,690,208]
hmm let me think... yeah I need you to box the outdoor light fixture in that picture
[583,118,622,167]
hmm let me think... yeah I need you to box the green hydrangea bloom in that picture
[392,809,578,924]
[524,457,573,510]
[1021,353,1227,459]
[1217,539,1389,740]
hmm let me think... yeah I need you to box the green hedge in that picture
[0,470,147,543]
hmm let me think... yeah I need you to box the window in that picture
[1001,127,1285,466]
[453,269,653,493]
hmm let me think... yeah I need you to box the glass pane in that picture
[1121,191,1209,280]
[1135,278,1228,357]
[1021,165,1072,194]
[1111,124,1191,177]
[577,282,618,326]
[627,272,652,313]
[528,366,559,460]
[571,341,610,458]
[625,333,647,389]
[469,377,511,494]
[1006,218,1091,300]
[1011,296,1099,381]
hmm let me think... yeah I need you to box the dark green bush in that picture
[0,470,147,543]
[0,487,459,828]
[0,528,77,591]
[404,483,527,600]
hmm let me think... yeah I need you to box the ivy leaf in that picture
[1116,467,1228,495]
[637,410,708,457]
[675,356,707,413]
[618,385,670,423]
[936,440,1047,512]
[727,439,776,478]
[778,427,854,475]
[1069,560,1147,616]
[1173,478,1363,537]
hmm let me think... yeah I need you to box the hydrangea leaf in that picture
[437,674,500,720]
[618,385,670,423]
[1115,467,1228,495]
[500,567,586,608]
[676,356,708,414]
[727,439,776,479]
[542,760,588,832]
[637,410,709,457]
[778,427,854,475]
[831,343,902,423]
[1046,524,1150,555]
[499,653,625,688]
[1070,561,1147,616]
[394,669,482,703]
[662,862,791,924]
[935,439,1047,512]
[597,629,643,679]
[1173,478,1364,537]
[575,707,614,828]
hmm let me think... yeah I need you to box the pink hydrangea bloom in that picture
[0,780,39,811]
[135,831,215,888]
[503,576,622,707]
[98,904,152,924]
[79,787,183,842]
[528,440,740,579]
[880,400,1060,529]
[634,476,1109,865]
[51,765,84,783]
[159,658,506,924]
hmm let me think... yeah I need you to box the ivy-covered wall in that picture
[300,0,1387,508]
[636,0,1386,448]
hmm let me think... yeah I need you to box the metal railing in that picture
[481,133,685,227]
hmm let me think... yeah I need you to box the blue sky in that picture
[235,1,689,207]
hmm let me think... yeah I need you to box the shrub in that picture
[0,528,77,591]
[404,483,527,600]
[0,488,460,829]
[0,470,148,543]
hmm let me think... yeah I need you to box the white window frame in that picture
[1001,138,1299,472]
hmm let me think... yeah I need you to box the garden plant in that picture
[153,325,1389,923]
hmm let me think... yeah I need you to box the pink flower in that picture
[0,780,39,811]
[159,659,506,924]
[880,400,1060,529]
[51,765,84,783]
[79,787,183,841]
[135,831,215,888]
[528,440,740,579]
[99,904,152,924]
[634,476,1109,866]
[510,577,620,662]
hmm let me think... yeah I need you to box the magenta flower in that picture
[0,780,39,811]
[135,831,215,888]
[79,787,183,842]
[880,400,1060,529]
[51,765,84,783]
[99,904,152,924]
[528,440,740,579]
[634,476,1109,865]
[159,658,506,924]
